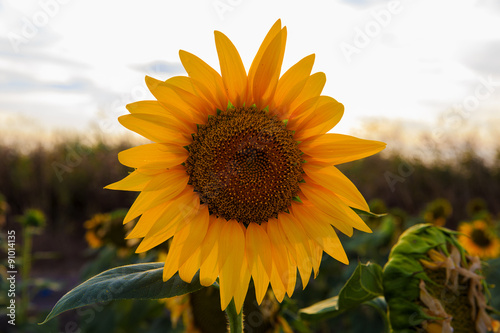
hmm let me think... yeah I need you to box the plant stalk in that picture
[225,299,243,333]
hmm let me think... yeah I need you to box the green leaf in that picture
[338,262,384,309]
[41,262,204,324]
[299,263,384,321]
[351,207,386,218]
[300,296,342,321]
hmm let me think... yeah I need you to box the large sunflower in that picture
[107,19,385,312]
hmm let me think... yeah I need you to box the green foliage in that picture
[41,263,205,324]
[300,263,384,321]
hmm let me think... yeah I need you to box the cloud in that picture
[460,40,500,75]
[130,61,184,77]
[338,0,391,7]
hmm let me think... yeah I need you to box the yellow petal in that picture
[233,253,251,312]
[293,97,344,141]
[179,50,228,110]
[105,170,153,191]
[293,204,349,265]
[285,250,298,297]
[246,223,272,305]
[300,134,386,165]
[126,101,191,131]
[300,183,372,233]
[273,54,315,117]
[303,165,369,211]
[270,264,286,303]
[162,79,213,120]
[219,220,246,310]
[214,31,247,107]
[179,246,201,283]
[294,196,353,237]
[199,245,219,286]
[252,28,287,109]
[199,217,225,265]
[176,205,210,265]
[199,217,226,286]
[288,72,326,113]
[142,167,189,191]
[126,202,168,239]
[162,226,189,281]
[278,213,313,290]
[310,241,323,278]
[136,189,200,252]
[123,181,189,224]
[266,220,293,291]
[161,206,209,282]
[164,76,197,95]
[117,143,188,169]
[248,20,282,99]
[145,76,205,125]
[118,113,192,145]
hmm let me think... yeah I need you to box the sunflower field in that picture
[1,136,499,332]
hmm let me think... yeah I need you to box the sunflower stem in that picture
[225,299,243,333]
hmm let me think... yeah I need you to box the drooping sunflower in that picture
[384,224,500,333]
[458,220,500,260]
[107,19,385,312]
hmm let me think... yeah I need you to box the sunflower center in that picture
[185,107,303,225]
[470,229,492,248]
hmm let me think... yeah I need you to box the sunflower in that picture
[458,220,500,260]
[423,198,452,227]
[107,19,385,312]
[383,224,500,333]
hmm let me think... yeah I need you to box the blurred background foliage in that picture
[1,139,499,332]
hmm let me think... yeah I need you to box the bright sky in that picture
[1,0,499,151]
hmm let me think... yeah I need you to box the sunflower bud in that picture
[383,224,499,332]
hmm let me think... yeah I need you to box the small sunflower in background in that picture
[84,210,136,256]
[458,220,500,260]
[107,19,385,311]
[423,198,453,227]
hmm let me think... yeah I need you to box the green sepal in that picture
[183,145,190,151]
[227,101,235,110]
[40,263,205,324]
[299,262,384,321]
[292,196,302,203]
[263,105,269,112]
[282,119,289,126]
[351,207,386,218]
[216,108,222,115]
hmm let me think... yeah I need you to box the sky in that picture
[1,0,499,154]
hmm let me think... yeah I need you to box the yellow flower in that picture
[458,220,500,260]
[107,19,385,311]
[423,198,452,227]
